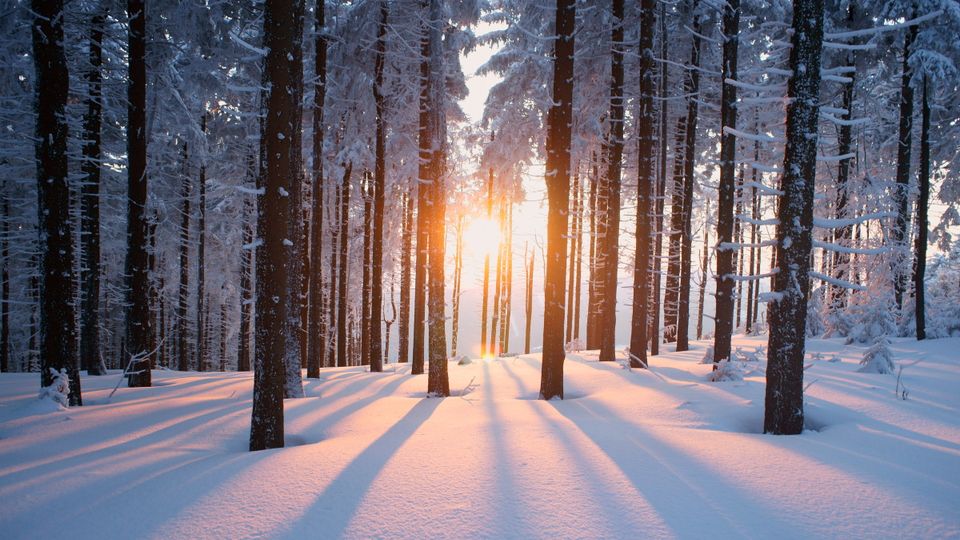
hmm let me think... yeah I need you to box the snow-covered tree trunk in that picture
[713,0,741,364]
[540,0,575,400]
[764,0,824,435]
[628,0,656,369]
[238,197,253,372]
[892,24,918,309]
[196,114,207,372]
[398,188,412,363]
[125,0,151,389]
[176,144,192,372]
[650,4,668,357]
[336,165,352,368]
[251,0,305,451]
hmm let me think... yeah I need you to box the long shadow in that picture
[285,397,441,537]
[546,392,796,536]
[480,361,525,535]
[283,373,411,439]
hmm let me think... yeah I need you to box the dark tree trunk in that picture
[336,164,352,368]
[524,244,533,354]
[398,187,412,363]
[565,175,579,344]
[125,0,150,389]
[664,115,687,343]
[573,177,585,341]
[369,0,388,372]
[251,0,304,451]
[411,0,433,376]
[764,0,823,435]
[502,204,514,353]
[424,0,448,396]
[892,23,917,309]
[219,296,227,371]
[307,0,327,378]
[712,0,741,363]
[650,3,668,356]
[913,76,930,340]
[239,197,253,372]
[196,114,207,372]
[628,0,656,369]
[490,201,504,355]
[326,182,340,369]
[80,6,106,376]
[697,221,709,340]
[176,144,191,371]
[585,158,599,349]
[598,0,625,363]
[540,0,575,400]
[676,14,703,353]
[480,158,494,357]
[361,174,372,366]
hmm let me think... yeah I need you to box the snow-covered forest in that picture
[2,0,959,537]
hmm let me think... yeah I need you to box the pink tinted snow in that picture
[0,336,958,539]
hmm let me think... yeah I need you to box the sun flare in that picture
[462,216,503,260]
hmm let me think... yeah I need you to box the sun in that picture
[461,216,503,260]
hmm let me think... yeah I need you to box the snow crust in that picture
[1,336,958,539]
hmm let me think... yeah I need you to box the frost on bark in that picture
[628,0,656,369]
[33,0,81,403]
[251,0,305,451]
[764,0,824,435]
[540,0,575,400]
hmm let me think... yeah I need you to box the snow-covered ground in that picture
[1,336,958,539]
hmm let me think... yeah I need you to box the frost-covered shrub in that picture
[901,251,960,338]
[732,346,764,362]
[564,338,584,352]
[38,368,71,407]
[858,336,896,374]
[707,360,745,382]
[844,281,897,344]
[700,345,715,364]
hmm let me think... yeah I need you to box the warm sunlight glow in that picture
[462,216,503,260]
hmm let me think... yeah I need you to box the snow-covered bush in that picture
[38,368,71,407]
[732,346,764,363]
[844,282,897,344]
[700,346,715,364]
[900,250,960,338]
[858,336,896,374]
[564,338,584,352]
[707,360,745,382]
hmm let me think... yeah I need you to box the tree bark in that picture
[251,0,304,451]
[676,13,703,353]
[713,0,741,363]
[0,194,8,372]
[913,76,929,340]
[369,0,388,372]
[307,0,327,377]
[361,174,372,366]
[176,144,191,371]
[239,197,253,372]
[650,3,668,357]
[540,0,575,400]
[196,114,207,372]
[125,0,150,389]
[892,23,918,309]
[398,188,412,363]
[664,115,687,343]
[480,156,494,357]
[524,244,533,354]
[80,5,106,376]
[411,0,432,376]
[628,0,656,369]
[336,164,352,368]
[451,217,463,357]
[764,0,824,435]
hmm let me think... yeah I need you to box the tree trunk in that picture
[676,13,703,353]
[336,164,352,368]
[565,175,579,344]
[650,3,668,357]
[306,0,327,377]
[480,157,494,357]
[176,144,191,371]
[664,115,687,343]
[398,187,412,363]
[598,0,625,363]
[80,5,106,376]
[713,0,741,362]
[524,244,533,354]
[239,197,253,372]
[697,223,708,340]
[326,182,340,369]
[586,158,599,349]
[913,76,930,340]
[540,0,575,400]
[369,0,388,372]
[892,23,917,309]
[764,0,823,435]
[573,176,585,341]
[196,114,207,372]
[628,0,655,369]
[0,194,8,372]
[451,216,463,357]
[251,0,304,451]
[361,174,372,366]
[502,203,514,353]
[411,0,432,377]
[125,0,150,389]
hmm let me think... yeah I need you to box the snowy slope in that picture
[1,336,958,539]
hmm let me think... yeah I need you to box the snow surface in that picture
[1,336,958,539]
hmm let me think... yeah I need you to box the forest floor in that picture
[1,335,958,539]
